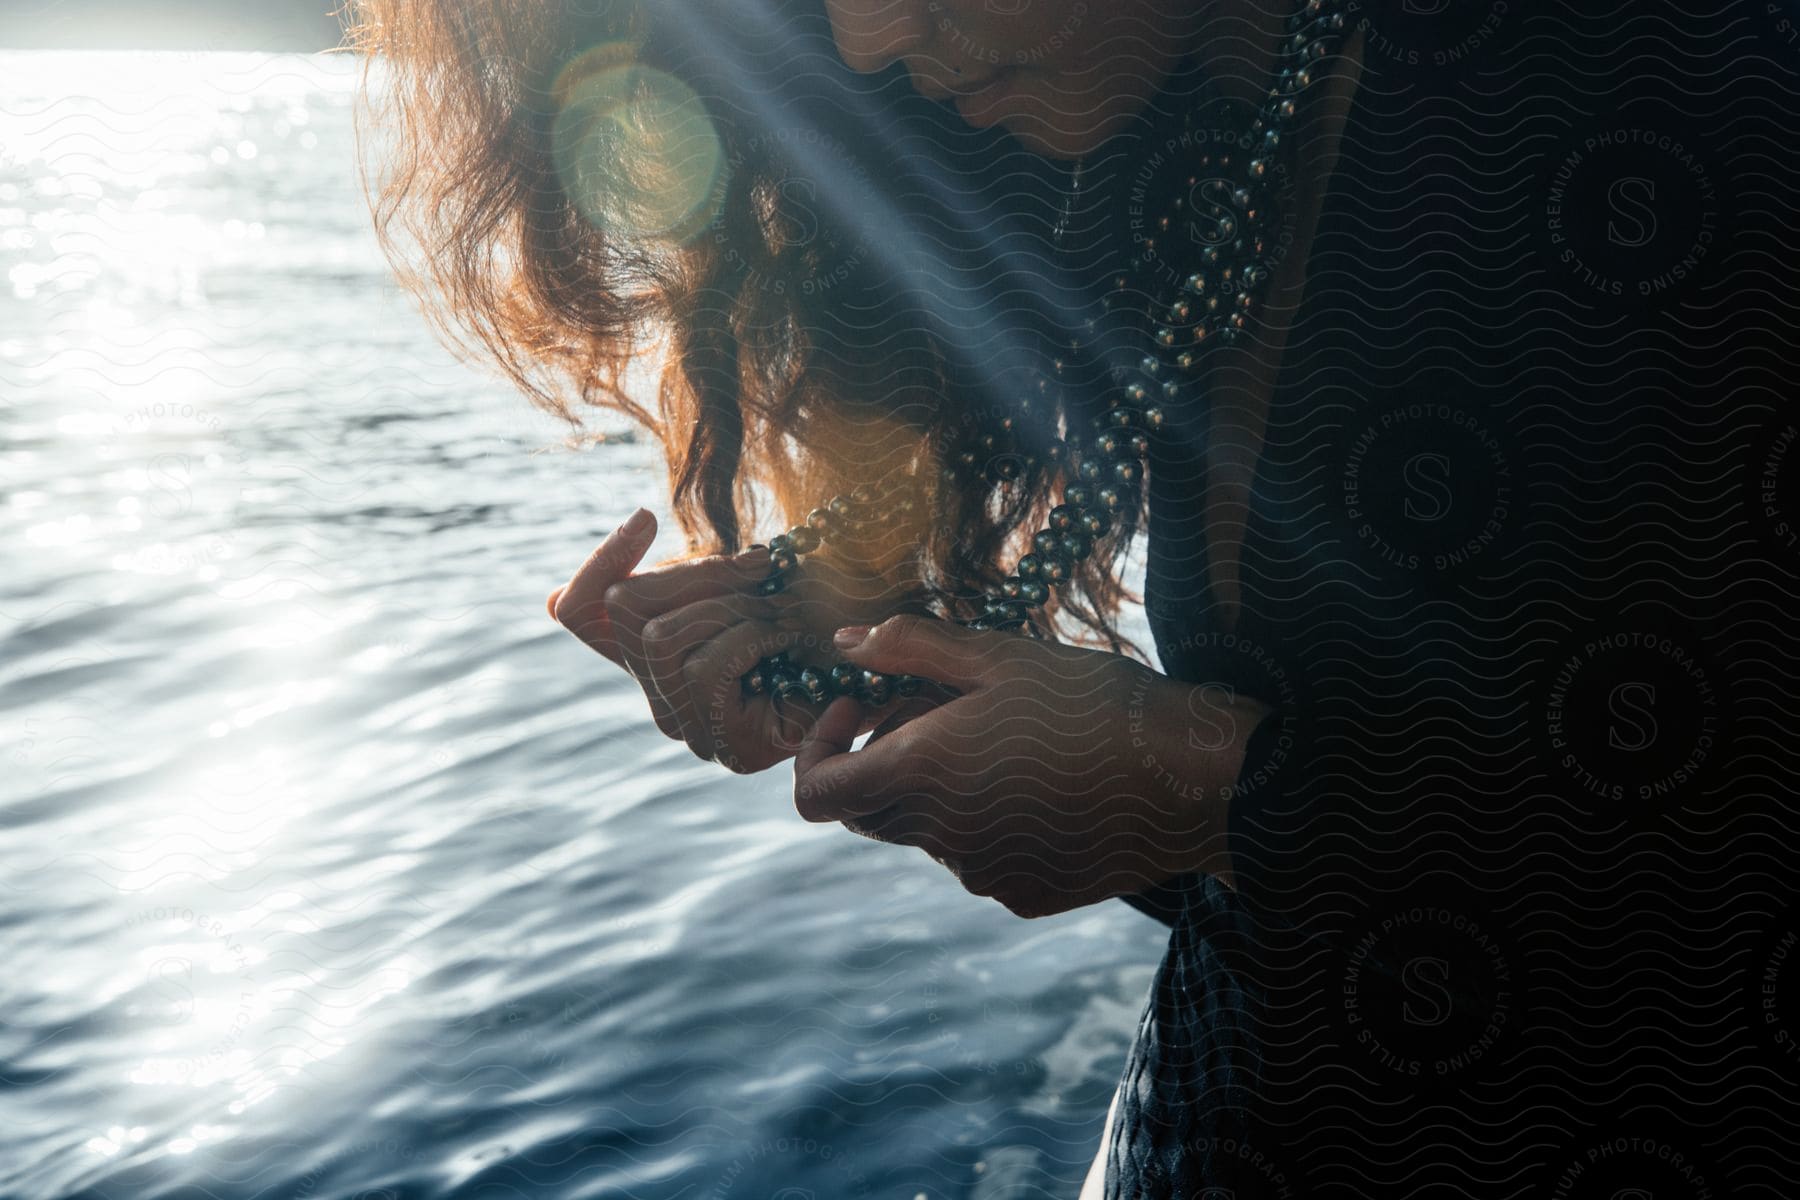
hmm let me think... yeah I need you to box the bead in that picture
[1045,438,1068,463]
[828,495,854,519]
[769,533,792,553]
[1108,408,1137,428]
[1048,504,1077,533]
[1018,553,1043,580]
[1078,457,1104,482]
[1112,461,1141,485]
[788,525,820,554]
[756,574,786,596]
[988,604,1029,631]
[799,666,829,704]
[769,548,798,571]
[1079,508,1112,538]
[1094,430,1122,457]
[1186,272,1207,293]
[1041,553,1073,583]
[1033,528,1061,556]
[1097,485,1127,511]
[1062,532,1093,561]
[807,507,832,531]
[1064,483,1094,508]
[1125,382,1148,403]
[830,662,861,696]
[1128,431,1150,456]
[1018,579,1049,606]
[860,670,892,706]
[851,486,875,506]
[742,668,768,697]
[779,677,812,702]
[1138,355,1161,376]
[1001,575,1024,600]
[895,674,923,697]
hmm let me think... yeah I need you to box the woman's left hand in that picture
[792,615,1272,918]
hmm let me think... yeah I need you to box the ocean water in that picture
[0,50,1168,1200]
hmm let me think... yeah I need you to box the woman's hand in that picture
[549,508,931,773]
[793,615,1272,918]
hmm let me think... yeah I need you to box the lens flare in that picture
[552,43,726,245]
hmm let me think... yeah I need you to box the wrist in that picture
[1134,670,1274,889]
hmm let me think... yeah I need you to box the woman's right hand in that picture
[548,507,934,773]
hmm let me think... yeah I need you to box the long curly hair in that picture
[346,0,1151,650]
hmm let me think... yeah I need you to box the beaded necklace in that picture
[740,0,1350,708]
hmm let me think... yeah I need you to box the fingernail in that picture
[834,625,870,650]
[546,587,565,620]
[617,508,652,539]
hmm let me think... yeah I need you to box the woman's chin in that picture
[956,86,1140,160]
[994,111,1137,162]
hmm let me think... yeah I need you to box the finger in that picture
[834,613,1016,694]
[552,508,659,663]
[640,593,778,698]
[792,695,864,811]
[669,616,810,770]
[603,546,771,644]
[841,801,941,851]
[865,694,943,744]
[604,547,769,710]
[793,699,941,824]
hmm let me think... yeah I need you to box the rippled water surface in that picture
[0,51,1167,1200]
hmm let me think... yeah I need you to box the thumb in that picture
[553,507,658,657]
[833,614,1010,694]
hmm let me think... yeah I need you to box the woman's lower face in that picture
[820,0,1214,158]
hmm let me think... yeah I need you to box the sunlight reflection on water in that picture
[0,48,1161,1200]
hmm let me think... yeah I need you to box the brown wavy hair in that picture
[345,0,1141,651]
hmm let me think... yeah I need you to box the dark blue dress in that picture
[1106,1,1800,1193]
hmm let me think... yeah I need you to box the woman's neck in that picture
[1196,0,1291,110]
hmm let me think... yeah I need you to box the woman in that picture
[355,0,1800,1194]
